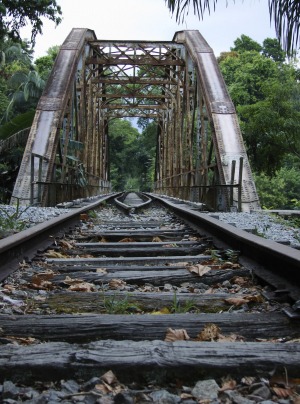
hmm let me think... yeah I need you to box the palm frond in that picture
[269,0,300,54]
[166,0,300,54]
[166,0,219,22]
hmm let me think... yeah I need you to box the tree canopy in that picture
[0,0,62,45]
[219,35,300,175]
[165,0,300,54]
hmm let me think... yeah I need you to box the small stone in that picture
[149,389,181,403]
[113,392,134,404]
[82,377,101,391]
[222,280,231,288]
[2,381,20,399]
[250,385,271,400]
[60,379,80,394]
[258,401,277,404]
[220,390,255,404]
[192,380,219,400]
[97,396,114,404]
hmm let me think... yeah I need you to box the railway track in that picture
[0,192,300,402]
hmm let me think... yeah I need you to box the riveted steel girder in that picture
[12,29,259,211]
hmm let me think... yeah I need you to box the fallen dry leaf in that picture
[151,307,170,315]
[63,276,84,285]
[80,213,89,221]
[118,237,135,243]
[221,262,240,269]
[204,288,215,294]
[187,264,211,277]
[224,297,250,306]
[196,323,220,341]
[271,375,300,387]
[232,276,250,286]
[59,240,74,250]
[165,328,190,342]
[94,383,111,394]
[30,272,54,290]
[218,333,245,342]
[167,261,189,267]
[241,376,256,386]
[6,336,37,345]
[180,393,194,399]
[224,294,263,306]
[109,279,127,289]
[68,282,96,292]
[101,370,118,385]
[45,250,68,259]
[2,284,15,292]
[152,236,162,242]
[96,268,107,274]
[272,386,293,399]
[219,379,237,391]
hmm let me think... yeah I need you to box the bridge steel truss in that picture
[12,28,260,211]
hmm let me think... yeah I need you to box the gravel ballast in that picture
[0,203,299,249]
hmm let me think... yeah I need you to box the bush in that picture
[255,167,300,209]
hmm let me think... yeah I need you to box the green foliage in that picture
[102,293,140,314]
[170,291,197,313]
[219,36,300,174]
[254,165,300,209]
[231,34,262,53]
[5,69,45,120]
[35,45,59,80]
[262,38,286,62]
[108,119,156,191]
[165,0,300,54]
[0,0,62,45]
[0,198,29,236]
[0,110,34,139]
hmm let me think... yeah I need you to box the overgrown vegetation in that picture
[218,35,300,209]
[0,0,299,209]
[0,198,28,237]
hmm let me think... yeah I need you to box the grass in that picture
[0,198,29,236]
[102,293,141,314]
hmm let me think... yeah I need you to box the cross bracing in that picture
[12,28,260,211]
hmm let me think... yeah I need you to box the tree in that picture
[231,35,262,53]
[35,45,59,80]
[0,37,35,122]
[0,0,62,45]
[262,38,286,62]
[219,35,300,174]
[165,0,300,54]
[108,119,140,190]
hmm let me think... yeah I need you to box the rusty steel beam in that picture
[12,28,260,212]
[85,57,185,66]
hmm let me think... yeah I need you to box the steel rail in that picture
[151,194,300,301]
[0,194,116,281]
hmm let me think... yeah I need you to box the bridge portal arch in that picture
[12,28,260,211]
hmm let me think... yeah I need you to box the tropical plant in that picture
[254,164,300,209]
[0,0,62,45]
[165,0,300,54]
[5,69,45,120]
[218,36,300,174]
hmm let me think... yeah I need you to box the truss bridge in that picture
[12,28,260,211]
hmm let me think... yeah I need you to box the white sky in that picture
[21,0,277,59]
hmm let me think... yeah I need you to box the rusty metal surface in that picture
[174,30,260,211]
[0,194,115,281]
[152,194,300,298]
[12,28,259,212]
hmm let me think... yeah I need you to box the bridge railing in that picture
[154,158,244,211]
